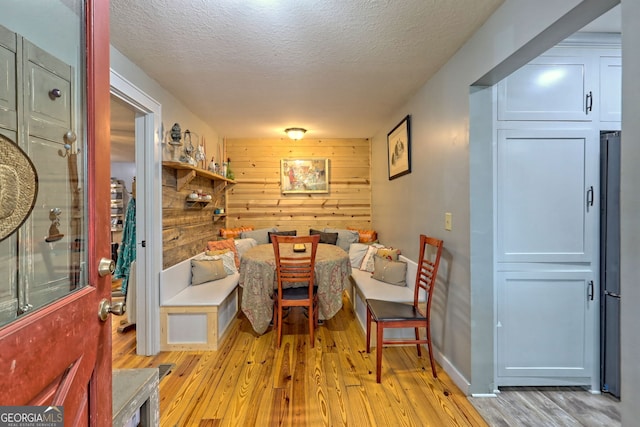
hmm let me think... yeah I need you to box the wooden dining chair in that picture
[366,234,444,383]
[272,234,321,348]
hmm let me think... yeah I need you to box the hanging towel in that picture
[114,197,136,296]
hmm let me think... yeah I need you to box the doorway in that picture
[110,70,163,356]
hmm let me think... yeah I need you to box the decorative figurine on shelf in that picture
[226,157,235,180]
[208,156,216,173]
[180,129,196,165]
[195,142,206,169]
[168,123,182,162]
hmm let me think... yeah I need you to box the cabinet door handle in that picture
[586,186,594,212]
[585,91,593,114]
[588,280,594,301]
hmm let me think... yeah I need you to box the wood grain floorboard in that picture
[110,292,615,427]
[470,386,620,427]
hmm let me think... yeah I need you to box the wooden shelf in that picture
[185,200,210,209]
[163,161,236,190]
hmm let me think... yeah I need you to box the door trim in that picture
[110,69,162,355]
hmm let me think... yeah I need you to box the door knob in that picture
[98,298,126,321]
[98,257,115,277]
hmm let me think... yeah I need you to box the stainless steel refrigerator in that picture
[600,131,621,398]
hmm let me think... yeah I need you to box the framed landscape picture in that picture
[281,158,329,194]
[387,115,411,180]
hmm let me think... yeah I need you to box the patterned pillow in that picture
[348,227,378,243]
[199,251,238,275]
[349,243,371,268]
[220,226,253,239]
[206,238,240,268]
[377,247,400,261]
[372,255,407,287]
[359,244,384,272]
[191,258,227,285]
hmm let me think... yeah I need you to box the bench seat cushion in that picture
[351,269,413,302]
[163,272,239,306]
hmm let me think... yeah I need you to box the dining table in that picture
[239,243,352,334]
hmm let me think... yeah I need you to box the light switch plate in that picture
[445,212,452,231]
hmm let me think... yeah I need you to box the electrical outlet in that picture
[445,212,452,231]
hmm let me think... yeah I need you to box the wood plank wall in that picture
[162,166,226,268]
[225,137,371,234]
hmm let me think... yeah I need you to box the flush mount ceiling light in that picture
[285,128,307,141]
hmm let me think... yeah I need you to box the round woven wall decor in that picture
[0,134,38,242]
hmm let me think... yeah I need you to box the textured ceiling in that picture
[109,0,504,139]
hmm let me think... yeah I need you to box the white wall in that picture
[369,0,622,394]
[620,0,640,423]
[110,47,222,163]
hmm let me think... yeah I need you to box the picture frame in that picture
[281,158,329,194]
[387,115,411,180]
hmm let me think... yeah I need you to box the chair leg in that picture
[277,302,283,348]
[366,306,372,353]
[376,321,384,383]
[426,324,437,378]
[415,327,422,356]
[309,304,315,348]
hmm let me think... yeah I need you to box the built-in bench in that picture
[349,255,423,345]
[160,253,239,351]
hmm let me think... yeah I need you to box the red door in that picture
[0,1,112,425]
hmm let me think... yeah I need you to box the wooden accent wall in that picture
[162,166,226,268]
[225,138,371,233]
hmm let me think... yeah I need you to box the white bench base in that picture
[349,256,422,347]
[160,254,239,351]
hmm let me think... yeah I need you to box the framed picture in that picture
[387,115,411,180]
[281,158,329,194]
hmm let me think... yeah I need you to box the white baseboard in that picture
[435,349,471,395]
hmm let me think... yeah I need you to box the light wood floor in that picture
[112,294,620,426]
[112,294,487,426]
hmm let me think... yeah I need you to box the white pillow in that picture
[235,237,258,259]
[198,251,238,275]
[349,243,370,268]
[359,243,383,272]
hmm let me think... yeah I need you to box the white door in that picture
[495,128,599,387]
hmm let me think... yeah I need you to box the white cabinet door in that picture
[495,128,599,387]
[496,129,598,263]
[497,55,595,121]
[496,270,596,385]
[599,56,621,123]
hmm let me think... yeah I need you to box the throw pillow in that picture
[240,227,278,245]
[310,229,339,245]
[359,243,384,272]
[199,251,238,275]
[323,228,359,252]
[219,225,253,239]
[207,238,240,268]
[234,237,258,259]
[268,230,297,243]
[348,243,370,268]
[191,258,226,285]
[377,247,401,261]
[372,255,407,287]
[348,227,378,243]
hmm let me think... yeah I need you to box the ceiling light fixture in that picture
[285,127,307,140]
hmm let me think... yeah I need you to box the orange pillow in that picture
[348,227,378,243]
[207,238,240,268]
[219,226,254,239]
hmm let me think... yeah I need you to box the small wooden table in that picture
[112,368,159,427]
[239,243,352,334]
